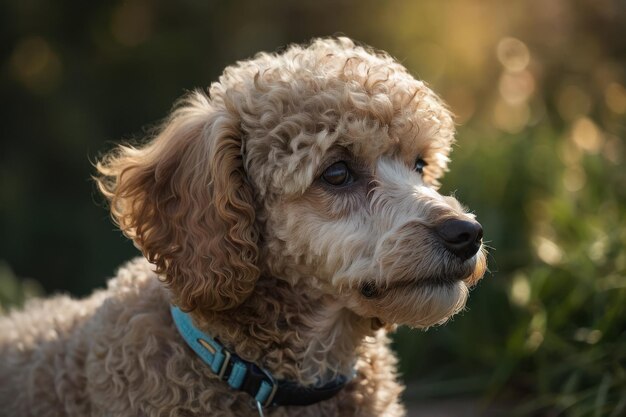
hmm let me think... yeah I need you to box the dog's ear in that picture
[96,91,259,311]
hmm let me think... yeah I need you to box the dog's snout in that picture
[435,219,483,261]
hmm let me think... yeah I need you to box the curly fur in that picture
[0,37,487,416]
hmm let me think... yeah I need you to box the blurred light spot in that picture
[525,311,546,352]
[557,84,592,121]
[574,328,602,344]
[602,135,623,165]
[510,273,531,307]
[493,99,530,133]
[571,117,604,154]
[533,236,563,265]
[525,331,544,351]
[531,312,546,332]
[563,165,587,192]
[604,82,626,114]
[534,221,557,243]
[497,37,530,72]
[499,70,535,104]
[111,0,153,47]
[589,237,608,264]
[558,139,582,166]
[444,86,476,124]
[10,36,62,93]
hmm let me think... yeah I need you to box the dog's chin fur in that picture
[347,279,470,329]
[0,37,487,417]
[345,251,487,328]
[362,281,470,328]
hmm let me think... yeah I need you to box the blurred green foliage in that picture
[0,261,42,311]
[1,0,624,415]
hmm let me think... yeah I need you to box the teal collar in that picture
[170,305,351,409]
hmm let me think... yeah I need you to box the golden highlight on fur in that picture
[96,93,260,312]
[0,37,487,417]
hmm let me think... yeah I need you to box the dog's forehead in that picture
[244,109,452,199]
[235,40,455,198]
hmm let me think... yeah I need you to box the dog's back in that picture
[0,258,168,417]
[1,292,104,415]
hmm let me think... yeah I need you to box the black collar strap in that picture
[170,305,351,408]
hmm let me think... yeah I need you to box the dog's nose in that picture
[435,219,483,261]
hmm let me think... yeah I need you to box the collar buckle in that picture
[217,349,232,379]
[256,366,278,407]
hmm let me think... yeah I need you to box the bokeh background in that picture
[1,0,625,415]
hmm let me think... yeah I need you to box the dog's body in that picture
[1,259,402,416]
[0,38,486,416]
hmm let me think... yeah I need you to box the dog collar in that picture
[170,305,351,409]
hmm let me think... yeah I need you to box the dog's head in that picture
[97,37,487,328]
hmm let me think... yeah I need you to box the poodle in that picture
[0,37,487,417]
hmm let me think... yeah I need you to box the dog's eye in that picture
[414,158,427,175]
[322,161,354,186]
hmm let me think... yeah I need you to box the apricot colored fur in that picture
[0,37,486,416]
